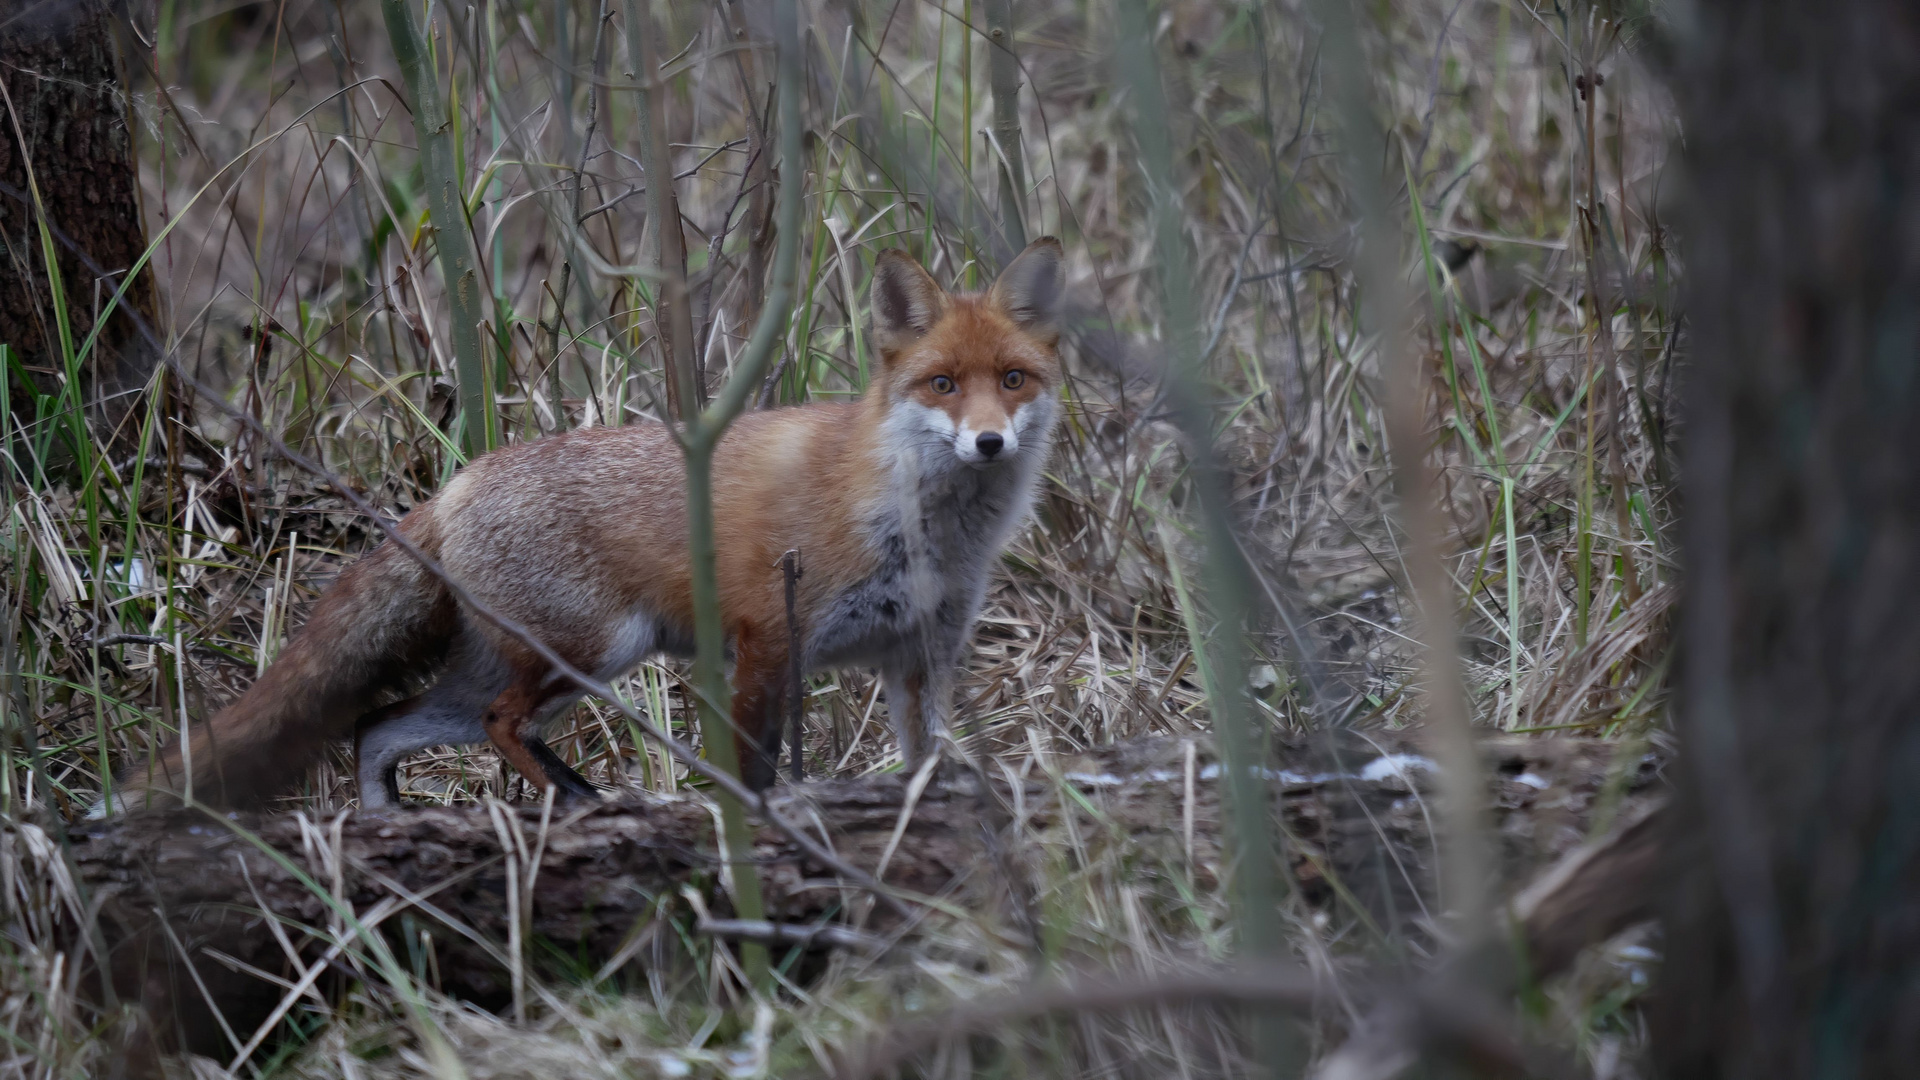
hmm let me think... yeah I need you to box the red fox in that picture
[99,238,1065,812]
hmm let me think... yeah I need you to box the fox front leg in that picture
[730,625,792,793]
[354,674,500,809]
[880,660,953,772]
[881,594,982,773]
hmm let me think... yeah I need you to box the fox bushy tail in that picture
[107,527,456,812]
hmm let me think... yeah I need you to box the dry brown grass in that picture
[1,0,1678,1075]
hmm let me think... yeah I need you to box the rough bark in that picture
[1660,3,1920,1075]
[57,733,1659,1057]
[0,0,159,450]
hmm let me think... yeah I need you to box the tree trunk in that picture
[1659,4,1920,1075]
[0,0,159,452]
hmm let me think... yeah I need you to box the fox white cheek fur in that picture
[890,402,961,467]
[1010,399,1049,444]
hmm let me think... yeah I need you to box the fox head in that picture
[868,238,1066,468]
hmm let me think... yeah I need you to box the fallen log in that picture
[37,733,1663,1057]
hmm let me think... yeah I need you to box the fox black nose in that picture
[975,431,1005,458]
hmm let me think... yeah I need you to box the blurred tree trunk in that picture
[0,0,159,453]
[1660,3,1920,1075]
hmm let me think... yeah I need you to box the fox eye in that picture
[930,375,956,394]
[1002,370,1026,390]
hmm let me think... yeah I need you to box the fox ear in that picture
[869,249,947,357]
[989,237,1065,345]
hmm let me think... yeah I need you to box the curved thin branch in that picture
[837,965,1327,1080]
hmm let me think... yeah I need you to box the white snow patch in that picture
[1358,754,1438,782]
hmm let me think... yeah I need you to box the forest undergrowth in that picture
[0,0,1678,1075]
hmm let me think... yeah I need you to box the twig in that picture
[755,350,793,409]
[838,965,1326,1080]
[696,917,882,953]
[82,633,244,664]
[782,548,804,782]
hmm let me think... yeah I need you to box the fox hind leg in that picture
[523,734,599,799]
[355,675,500,809]
[356,682,599,807]
[482,665,602,802]
[355,625,607,806]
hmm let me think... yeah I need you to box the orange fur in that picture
[103,239,1067,810]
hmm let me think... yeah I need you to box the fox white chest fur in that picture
[808,395,1057,669]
